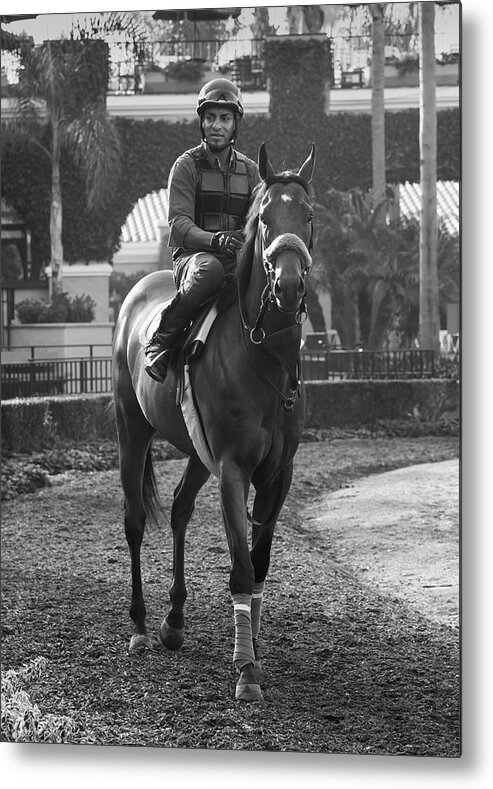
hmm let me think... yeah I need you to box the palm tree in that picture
[313,189,425,349]
[418,1,440,351]
[311,191,372,348]
[4,36,122,296]
[369,3,387,209]
[340,190,421,348]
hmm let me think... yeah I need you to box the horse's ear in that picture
[297,143,316,184]
[258,142,275,182]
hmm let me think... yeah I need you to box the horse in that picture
[112,142,315,701]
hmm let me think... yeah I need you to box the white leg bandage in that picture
[232,593,255,669]
[251,581,265,640]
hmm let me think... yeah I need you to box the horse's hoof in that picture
[236,663,263,701]
[160,619,184,651]
[129,634,153,653]
[235,681,263,702]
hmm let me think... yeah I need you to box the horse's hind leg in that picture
[160,453,210,651]
[115,399,156,653]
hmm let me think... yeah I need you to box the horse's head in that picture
[257,142,315,315]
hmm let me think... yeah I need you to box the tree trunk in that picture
[370,3,387,210]
[419,2,440,351]
[50,127,64,293]
[353,289,362,348]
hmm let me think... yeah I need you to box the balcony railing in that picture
[2,32,458,98]
[107,37,268,95]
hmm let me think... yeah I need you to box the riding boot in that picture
[144,292,197,383]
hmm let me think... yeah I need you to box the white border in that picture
[2,2,491,788]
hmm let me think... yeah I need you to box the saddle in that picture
[138,298,218,360]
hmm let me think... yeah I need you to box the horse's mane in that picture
[236,181,265,290]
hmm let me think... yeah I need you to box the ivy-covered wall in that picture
[1,35,460,272]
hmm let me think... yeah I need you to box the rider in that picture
[144,77,260,382]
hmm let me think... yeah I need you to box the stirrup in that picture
[144,347,172,383]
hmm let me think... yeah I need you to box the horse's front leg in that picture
[250,462,294,669]
[219,460,262,702]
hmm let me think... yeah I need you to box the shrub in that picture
[44,291,71,322]
[16,298,47,323]
[163,59,204,82]
[395,55,419,75]
[16,292,95,323]
[67,293,96,322]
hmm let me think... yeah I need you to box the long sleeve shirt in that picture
[167,141,260,253]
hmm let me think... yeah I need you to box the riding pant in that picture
[173,250,228,308]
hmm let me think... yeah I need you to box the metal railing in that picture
[1,357,113,399]
[1,348,459,399]
[2,342,113,360]
[301,349,459,381]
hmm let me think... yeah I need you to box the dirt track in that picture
[1,437,460,754]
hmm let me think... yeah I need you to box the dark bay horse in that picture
[112,143,315,701]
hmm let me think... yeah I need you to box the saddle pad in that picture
[138,299,219,351]
[180,364,219,477]
[182,301,219,354]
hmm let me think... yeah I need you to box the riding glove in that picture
[211,230,244,258]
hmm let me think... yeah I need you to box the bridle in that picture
[238,176,313,410]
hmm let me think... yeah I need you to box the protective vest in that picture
[187,146,251,232]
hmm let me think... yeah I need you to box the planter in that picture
[384,64,419,88]
[142,68,218,94]
[8,322,114,359]
[436,62,459,86]
[158,78,203,95]
[369,62,459,89]
[142,70,168,94]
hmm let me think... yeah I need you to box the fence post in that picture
[80,360,87,393]
[29,360,36,396]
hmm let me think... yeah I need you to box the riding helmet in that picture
[196,78,244,118]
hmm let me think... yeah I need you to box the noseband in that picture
[263,233,311,300]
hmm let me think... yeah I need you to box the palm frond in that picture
[64,105,122,210]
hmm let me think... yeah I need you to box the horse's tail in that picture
[143,446,163,525]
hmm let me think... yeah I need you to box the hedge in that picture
[304,379,460,428]
[1,394,116,454]
[1,380,459,454]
